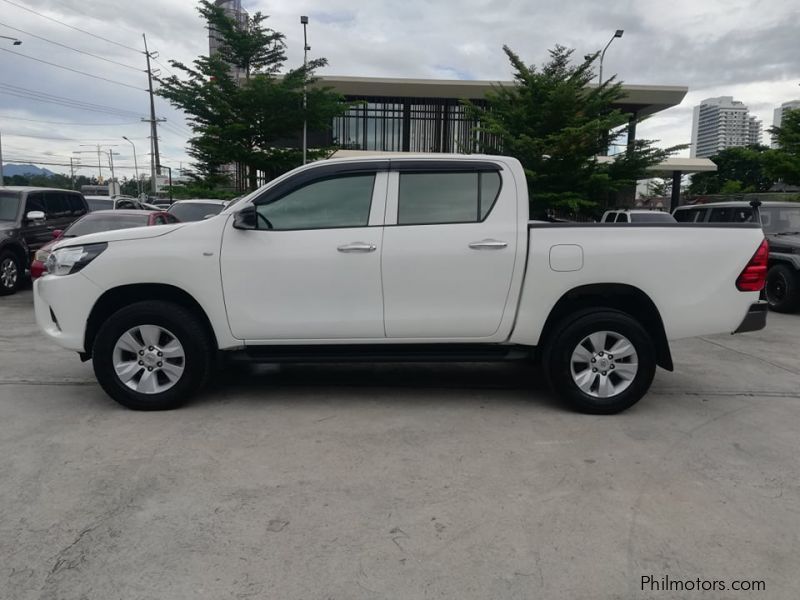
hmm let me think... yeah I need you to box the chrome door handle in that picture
[469,239,508,250]
[337,242,377,253]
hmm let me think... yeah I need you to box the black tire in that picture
[543,309,657,414]
[0,251,22,296]
[765,264,800,313]
[92,301,213,410]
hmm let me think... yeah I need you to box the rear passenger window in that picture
[616,213,628,223]
[44,193,69,219]
[67,194,87,217]
[398,171,501,225]
[709,208,733,222]
[673,209,697,222]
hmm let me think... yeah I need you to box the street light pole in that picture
[301,15,309,165]
[598,29,624,85]
[122,136,141,197]
[0,130,4,187]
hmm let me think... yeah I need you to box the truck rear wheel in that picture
[765,264,800,313]
[92,301,212,410]
[544,310,656,414]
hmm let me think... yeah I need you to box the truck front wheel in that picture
[765,264,800,313]
[92,301,213,410]
[544,310,657,414]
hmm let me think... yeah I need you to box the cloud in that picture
[1,0,798,173]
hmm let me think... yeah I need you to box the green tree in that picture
[158,1,347,191]
[466,45,683,215]
[688,146,772,194]
[764,110,800,186]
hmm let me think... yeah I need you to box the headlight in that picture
[34,248,51,262]
[44,243,107,276]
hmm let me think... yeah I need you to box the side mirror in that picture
[26,210,45,222]
[52,229,63,240]
[232,205,257,230]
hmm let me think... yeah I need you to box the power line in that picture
[0,47,146,91]
[0,115,140,126]
[0,83,142,118]
[0,21,143,71]
[0,0,142,54]
[152,56,178,79]
[3,132,150,142]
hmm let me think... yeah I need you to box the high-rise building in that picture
[690,96,762,158]
[771,100,800,147]
[209,0,249,81]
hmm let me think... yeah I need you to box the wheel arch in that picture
[0,241,28,269]
[539,283,673,371]
[84,283,218,359]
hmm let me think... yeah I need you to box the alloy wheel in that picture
[112,324,186,394]
[570,330,639,398]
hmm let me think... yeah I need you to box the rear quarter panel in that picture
[510,225,764,345]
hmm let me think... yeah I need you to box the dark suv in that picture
[673,201,800,312]
[0,187,89,295]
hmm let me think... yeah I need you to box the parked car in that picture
[673,201,800,311]
[34,155,767,413]
[600,209,676,223]
[30,209,179,280]
[167,199,228,222]
[0,187,89,295]
[85,196,146,212]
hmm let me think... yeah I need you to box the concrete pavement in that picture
[1,289,798,599]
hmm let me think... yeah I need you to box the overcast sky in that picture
[1,0,798,179]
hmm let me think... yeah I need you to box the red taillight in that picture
[736,239,769,292]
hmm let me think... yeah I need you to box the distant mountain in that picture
[2,163,56,177]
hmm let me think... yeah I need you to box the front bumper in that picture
[34,273,103,352]
[733,301,768,334]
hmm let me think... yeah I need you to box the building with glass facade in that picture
[315,76,688,155]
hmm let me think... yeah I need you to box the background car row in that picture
[0,187,231,295]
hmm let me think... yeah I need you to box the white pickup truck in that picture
[34,155,768,414]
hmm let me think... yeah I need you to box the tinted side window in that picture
[616,213,629,223]
[116,200,137,209]
[67,194,87,217]
[25,193,45,216]
[152,215,167,225]
[673,209,697,222]
[44,192,69,219]
[708,208,733,222]
[397,171,501,225]
[256,174,375,230]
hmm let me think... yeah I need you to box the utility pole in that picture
[301,16,309,165]
[0,130,4,187]
[143,33,162,194]
[69,156,76,189]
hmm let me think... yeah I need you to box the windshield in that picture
[0,192,20,221]
[168,202,224,222]
[64,213,149,237]
[760,206,800,235]
[630,212,676,223]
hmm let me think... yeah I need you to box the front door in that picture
[221,170,388,341]
[21,193,52,254]
[381,166,518,339]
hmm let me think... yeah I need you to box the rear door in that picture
[380,161,518,339]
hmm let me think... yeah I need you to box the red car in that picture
[31,210,179,279]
